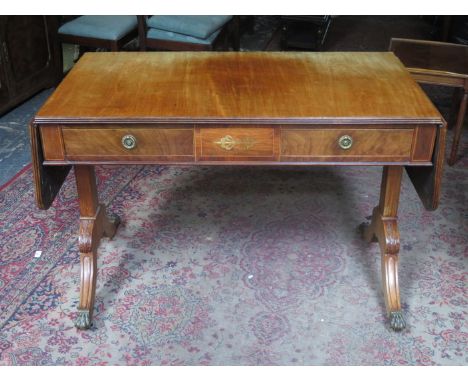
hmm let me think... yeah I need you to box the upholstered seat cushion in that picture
[147,27,221,45]
[146,16,232,39]
[58,16,137,41]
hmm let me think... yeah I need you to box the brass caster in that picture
[75,309,92,330]
[389,311,406,331]
[108,213,121,229]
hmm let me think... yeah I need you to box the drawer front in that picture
[62,127,194,161]
[281,128,415,162]
[198,127,276,161]
[41,124,436,165]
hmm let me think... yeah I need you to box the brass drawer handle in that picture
[121,134,137,150]
[338,135,353,150]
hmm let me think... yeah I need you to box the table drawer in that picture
[61,126,194,161]
[281,128,416,162]
[198,127,276,161]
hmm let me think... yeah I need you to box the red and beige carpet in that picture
[1,15,466,365]
[0,148,466,365]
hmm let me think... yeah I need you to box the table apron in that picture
[39,123,438,166]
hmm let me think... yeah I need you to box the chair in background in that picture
[58,16,138,53]
[280,16,332,51]
[390,38,468,166]
[138,16,240,51]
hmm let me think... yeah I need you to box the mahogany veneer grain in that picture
[35,52,442,123]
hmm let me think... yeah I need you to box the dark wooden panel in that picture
[4,16,51,91]
[0,16,61,116]
[0,51,9,103]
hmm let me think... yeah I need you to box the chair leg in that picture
[232,16,241,51]
[448,88,463,130]
[137,16,147,51]
[75,45,83,62]
[448,89,467,166]
[110,41,119,52]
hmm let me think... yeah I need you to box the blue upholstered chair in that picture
[58,16,138,52]
[138,16,240,51]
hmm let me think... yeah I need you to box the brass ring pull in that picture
[338,135,353,150]
[121,134,137,150]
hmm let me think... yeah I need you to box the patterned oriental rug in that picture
[0,151,466,365]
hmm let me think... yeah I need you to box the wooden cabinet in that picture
[0,52,10,104]
[0,16,62,115]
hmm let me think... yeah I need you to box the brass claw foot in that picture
[389,311,406,331]
[75,309,92,330]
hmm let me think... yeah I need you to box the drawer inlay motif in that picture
[214,135,256,151]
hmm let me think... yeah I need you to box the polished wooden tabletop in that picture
[35,52,442,124]
[390,38,468,78]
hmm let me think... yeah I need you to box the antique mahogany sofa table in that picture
[30,52,446,331]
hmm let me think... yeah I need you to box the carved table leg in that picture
[448,89,467,166]
[364,166,406,331]
[74,165,120,329]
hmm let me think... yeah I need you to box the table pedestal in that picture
[74,165,120,330]
[364,166,406,331]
